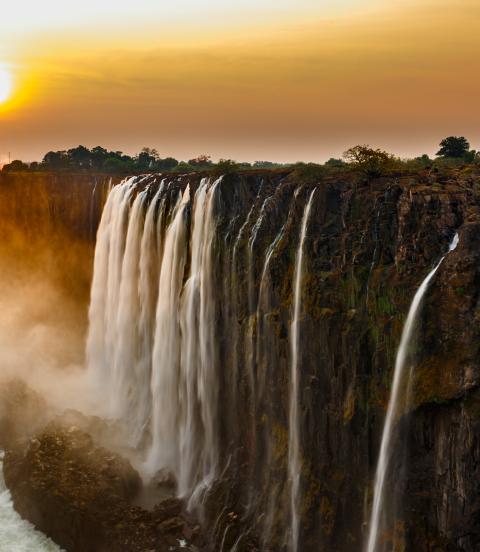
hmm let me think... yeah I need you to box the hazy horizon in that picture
[0,0,479,164]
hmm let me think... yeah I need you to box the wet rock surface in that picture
[201,167,480,551]
[3,422,206,552]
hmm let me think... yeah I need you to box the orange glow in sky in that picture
[0,67,13,104]
[0,0,479,163]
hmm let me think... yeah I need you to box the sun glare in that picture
[0,66,13,104]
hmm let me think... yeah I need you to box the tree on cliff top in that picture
[343,145,397,178]
[436,136,470,158]
[1,160,29,172]
[215,159,238,175]
[188,155,213,168]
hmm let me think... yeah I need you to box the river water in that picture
[0,452,62,552]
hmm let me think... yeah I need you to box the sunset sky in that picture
[0,0,479,163]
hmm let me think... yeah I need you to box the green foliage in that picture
[343,145,398,178]
[436,136,470,158]
[3,139,479,175]
[413,154,433,167]
[324,157,346,168]
[291,162,325,183]
[157,157,179,170]
[253,160,288,169]
[398,154,433,171]
[102,157,130,174]
[188,154,213,168]
[136,147,159,170]
[215,159,239,174]
[174,161,196,173]
[377,294,395,316]
[463,149,478,163]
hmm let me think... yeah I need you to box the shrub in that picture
[291,162,325,183]
[215,159,239,174]
[343,145,397,178]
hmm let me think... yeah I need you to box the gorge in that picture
[0,167,480,552]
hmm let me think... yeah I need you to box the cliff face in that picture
[0,173,113,370]
[0,172,112,302]
[201,170,480,551]
[2,169,480,552]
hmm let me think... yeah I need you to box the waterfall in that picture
[366,232,459,552]
[257,221,288,547]
[86,174,325,547]
[87,175,222,506]
[113,189,147,433]
[86,179,136,397]
[288,189,316,552]
[147,184,191,474]
[178,178,220,500]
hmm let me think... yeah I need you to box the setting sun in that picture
[0,66,13,104]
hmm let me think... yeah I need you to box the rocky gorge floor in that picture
[0,380,207,552]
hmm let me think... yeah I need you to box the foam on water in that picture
[0,452,62,552]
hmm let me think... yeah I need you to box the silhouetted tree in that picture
[2,160,29,172]
[67,145,92,169]
[42,151,69,170]
[436,136,470,158]
[90,146,109,169]
[188,155,213,167]
[136,147,159,169]
[343,145,397,177]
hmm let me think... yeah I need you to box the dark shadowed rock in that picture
[3,423,206,551]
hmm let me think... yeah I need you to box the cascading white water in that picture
[86,175,328,548]
[181,178,221,504]
[366,232,459,552]
[87,175,222,506]
[136,184,166,446]
[113,189,147,432]
[288,189,316,552]
[87,179,135,396]
[146,184,191,473]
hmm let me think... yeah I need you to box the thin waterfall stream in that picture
[288,189,316,552]
[366,232,459,552]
